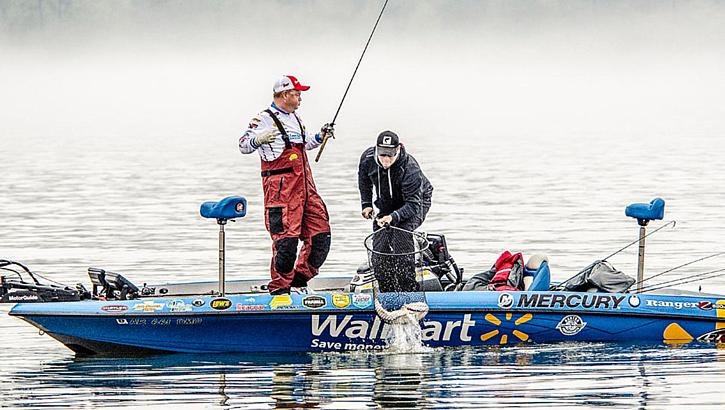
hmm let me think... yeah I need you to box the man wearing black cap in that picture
[358,131,434,292]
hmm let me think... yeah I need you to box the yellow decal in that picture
[485,313,501,326]
[717,299,725,330]
[480,329,499,341]
[481,313,532,345]
[663,323,694,344]
[289,153,298,160]
[512,330,529,342]
[515,313,533,325]
[332,294,351,308]
[270,295,293,309]
[132,301,164,312]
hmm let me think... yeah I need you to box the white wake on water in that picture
[382,320,433,354]
[373,300,432,353]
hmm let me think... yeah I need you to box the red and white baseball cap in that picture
[273,75,310,93]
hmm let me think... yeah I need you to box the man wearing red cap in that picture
[239,75,334,294]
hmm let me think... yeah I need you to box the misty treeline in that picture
[4,0,725,33]
[1,0,235,33]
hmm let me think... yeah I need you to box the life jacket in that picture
[487,250,525,291]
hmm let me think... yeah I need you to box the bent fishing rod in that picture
[315,0,390,162]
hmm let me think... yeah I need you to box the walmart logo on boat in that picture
[311,314,475,342]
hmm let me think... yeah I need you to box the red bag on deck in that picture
[487,250,525,291]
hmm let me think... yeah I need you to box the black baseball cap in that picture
[376,131,400,156]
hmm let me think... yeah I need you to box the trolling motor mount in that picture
[0,259,85,303]
[625,198,665,292]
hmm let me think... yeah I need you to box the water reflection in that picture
[6,344,723,408]
[270,366,322,409]
[373,353,425,408]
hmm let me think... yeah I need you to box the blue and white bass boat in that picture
[3,197,724,355]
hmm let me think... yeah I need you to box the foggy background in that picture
[1,0,724,282]
[2,0,724,142]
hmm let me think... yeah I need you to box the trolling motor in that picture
[625,198,665,293]
[200,196,247,296]
[0,259,87,303]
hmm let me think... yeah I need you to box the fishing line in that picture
[553,220,676,290]
[639,267,725,293]
[602,220,676,261]
[315,0,390,162]
[624,250,725,292]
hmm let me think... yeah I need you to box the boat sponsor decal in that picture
[517,293,625,310]
[481,312,532,344]
[236,303,265,311]
[244,297,257,303]
[311,314,475,342]
[697,301,725,310]
[556,315,587,336]
[352,294,373,309]
[133,301,164,312]
[192,299,205,307]
[6,294,40,302]
[497,293,514,309]
[210,298,232,311]
[332,294,351,309]
[645,300,699,310]
[270,295,294,310]
[101,304,128,312]
[696,328,725,344]
[166,299,192,312]
[302,295,327,309]
[628,295,640,308]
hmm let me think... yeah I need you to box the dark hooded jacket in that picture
[358,145,433,227]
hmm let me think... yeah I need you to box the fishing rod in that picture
[552,220,676,290]
[624,250,725,292]
[315,0,390,162]
[639,267,725,294]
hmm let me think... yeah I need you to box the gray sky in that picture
[1,0,724,142]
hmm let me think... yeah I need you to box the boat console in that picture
[87,267,140,300]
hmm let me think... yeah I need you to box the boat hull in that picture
[10,291,725,354]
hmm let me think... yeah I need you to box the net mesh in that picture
[364,225,429,293]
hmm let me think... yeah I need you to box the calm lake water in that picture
[1,133,725,408]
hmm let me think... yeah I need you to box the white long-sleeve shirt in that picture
[239,103,322,162]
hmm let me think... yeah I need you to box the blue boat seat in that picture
[200,196,247,220]
[526,262,551,291]
[523,254,551,291]
[625,198,665,226]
